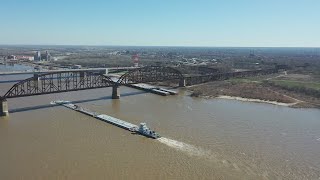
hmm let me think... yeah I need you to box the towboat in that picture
[136,123,161,139]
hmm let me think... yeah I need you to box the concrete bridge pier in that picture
[33,73,40,81]
[112,85,120,99]
[179,78,186,87]
[0,99,9,116]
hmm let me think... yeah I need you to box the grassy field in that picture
[187,73,320,108]
[228,74,320,91]
[266,80,320,91]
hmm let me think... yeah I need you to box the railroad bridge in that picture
[0,66,186,116]
[0,66,279,116]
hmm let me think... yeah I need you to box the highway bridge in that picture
[0,66,279,116]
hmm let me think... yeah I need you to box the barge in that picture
[51,100,161,139]
[124,83,177,96]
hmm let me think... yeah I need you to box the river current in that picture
[0,66,320,179]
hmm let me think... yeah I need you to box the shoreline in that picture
[215,95,298,107]
[187,81,320,109]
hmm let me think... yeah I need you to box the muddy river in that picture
[0,68,320,179]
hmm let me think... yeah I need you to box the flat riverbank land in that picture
[188,73,320,108]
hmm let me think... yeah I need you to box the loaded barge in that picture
[51,100,161,139]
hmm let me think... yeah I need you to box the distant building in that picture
[7,55,17,60]
[17,56,34,61]
[34,51,41,61]
[34,51,52,61]
[45,51,51,61]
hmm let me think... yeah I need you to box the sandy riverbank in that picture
[216,95,298,107]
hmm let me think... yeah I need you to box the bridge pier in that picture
[0,99,9,116]
[112,85,120,99]
[179,78,186,87]
[33,73,40,81]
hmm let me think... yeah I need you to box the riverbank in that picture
[188,81,320,108]
[216,95,297,106]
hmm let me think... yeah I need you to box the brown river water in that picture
[1,73,320,179]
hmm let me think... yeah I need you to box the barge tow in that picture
[51,100,161,139]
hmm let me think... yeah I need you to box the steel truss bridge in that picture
[0,66,279,100]
[2,71,114,99]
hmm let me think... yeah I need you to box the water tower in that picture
[132,54,139,67]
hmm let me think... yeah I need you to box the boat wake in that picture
[157,137,257,175]
[157,137,213,159]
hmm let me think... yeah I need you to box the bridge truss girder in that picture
[117,66,184,84]
[3,71,115,99]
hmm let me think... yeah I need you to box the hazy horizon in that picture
[1,44,320,49]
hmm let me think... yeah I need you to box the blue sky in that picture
[0,0,319,47]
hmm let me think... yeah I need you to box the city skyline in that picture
[1,0,320,47]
